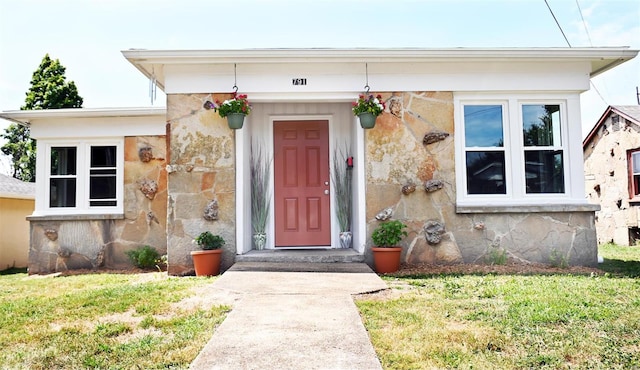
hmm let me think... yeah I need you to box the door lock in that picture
[324,189,329,195]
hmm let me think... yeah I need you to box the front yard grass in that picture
[357,243,640,369]
[0,272,228,369]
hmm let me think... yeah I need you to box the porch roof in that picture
[122,47,638,91]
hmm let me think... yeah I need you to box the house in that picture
[584,105,640,246]
[0,173,35,270]
[1,47,637,275]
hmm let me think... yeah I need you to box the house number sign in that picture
[292,78,307,86]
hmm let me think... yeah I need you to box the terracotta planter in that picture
[372,247,402,273]
[190,249,222,276]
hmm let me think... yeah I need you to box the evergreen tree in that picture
[1,54,83,182]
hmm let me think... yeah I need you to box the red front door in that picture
[274,120,331,247]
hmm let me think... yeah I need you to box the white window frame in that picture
[455,93,584,208]
[36,138,124,216]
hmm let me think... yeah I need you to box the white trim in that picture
[454,92,585,207]
[34,138,124,216]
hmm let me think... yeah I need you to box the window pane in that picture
[91,146,116,167]
[466,151,506,194]
[90,176,116,200]
[634,175,640,196]
[50,178,76,207]
[525,150,564,193]
[522,105,561,146]
[464,105,504,147]
[633,152,640,174]
[51,147,76,175]
[90,146,117,207]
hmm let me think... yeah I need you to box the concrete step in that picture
[235,248,365,264]
[228,261,374,273]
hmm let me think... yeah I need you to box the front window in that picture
[42,140,123,215]
[457,97,569,206]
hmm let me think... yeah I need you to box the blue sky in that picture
[1,0,638,174]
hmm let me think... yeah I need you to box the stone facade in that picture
[365,91,598,266]
[166,93,237,275]
[584,108,640,245]
[27,136,167,273]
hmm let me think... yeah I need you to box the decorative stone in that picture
[44,229,58,241]
[389,98,402,117]
[147,211,160,225]
[474,222,485,230]
[375,208,393,221]
[138,179,158,200]
[424,179,444,193]
[166,165,176,173]
[204,199,219,221]
[424,220,445,245]
[57,247,72,258]
[401,183,416,195]
[186,165,194,172]
[138,147,153,162]
[203,100,215,110]
[423,131,450,145]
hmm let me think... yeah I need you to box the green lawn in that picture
[0,272,228,369]
[357,243,640,369]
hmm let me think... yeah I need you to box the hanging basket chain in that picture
[364,62,370,93]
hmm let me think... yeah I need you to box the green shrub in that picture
[486,246,507,265]
[125,245,161,269]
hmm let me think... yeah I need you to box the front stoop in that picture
[235,248,365,264]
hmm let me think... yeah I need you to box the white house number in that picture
[292,78,307,86]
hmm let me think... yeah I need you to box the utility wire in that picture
[575,0,593,46]
[544,0,572,47]
[544,0,608,105]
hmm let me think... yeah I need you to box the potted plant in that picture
[214,93,251,129]
[371,220,407,273]
[332,145,352,248]
[251,144,271,250]
[190,231,225,276]
[352,93,385,129]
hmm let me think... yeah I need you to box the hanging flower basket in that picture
[352,94,385,129]
[214,93,251,130]
[358,112,377,129]
[226,113,246,129]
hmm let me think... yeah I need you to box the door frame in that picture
[268,115,336,249]
[234,102,367,255]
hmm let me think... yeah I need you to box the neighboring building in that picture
[1,47,637,275]
[584,105,640,246]
[0,174,35,270]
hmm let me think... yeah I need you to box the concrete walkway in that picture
[189,262,388,370]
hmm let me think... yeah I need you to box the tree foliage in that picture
[1,54,83,182]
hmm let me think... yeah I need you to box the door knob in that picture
[324,181,329,186]
[324,189,329,195]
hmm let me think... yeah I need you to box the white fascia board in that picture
[0,108,167,138]
[164,60,592,95]
[123,47,638,89]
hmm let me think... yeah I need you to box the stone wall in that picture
[28,135,168,273]
[365,91,597,266]
[584,113,640,245]
[166,93,237,275]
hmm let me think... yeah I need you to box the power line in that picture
[544,0,572,47]
[575,0,593,46]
